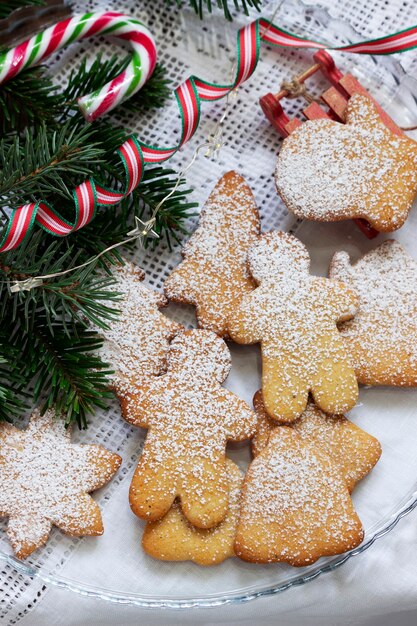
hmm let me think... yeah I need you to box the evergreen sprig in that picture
[0,66,63,134]
[171,0,262,20]
[0,51,197,426]
[0,0,45,20]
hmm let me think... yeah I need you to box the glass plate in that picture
[2,0,417,609]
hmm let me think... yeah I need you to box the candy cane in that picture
[0,11,157,122]
[2,17,417,253]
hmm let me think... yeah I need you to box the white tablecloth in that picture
[3,0,417,624]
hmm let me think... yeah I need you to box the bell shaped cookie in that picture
[227,231,359,423]
[122,329,257,529]
[252,391,381,493]
[235,427,364,566]
[330,240,417,386]
[275,94,417,232]
[142,459,243,566]
[0,409,121,559]
[164,171,260,337]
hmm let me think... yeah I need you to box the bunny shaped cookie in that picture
[227,231,359,423]
[122,329,257,528]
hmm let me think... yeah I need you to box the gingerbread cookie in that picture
[122,329,257,528]
[252,391,381,493]
[142,459,243,566]
[227,231,359,423]
[235,427,364,566]
[0,409,121,559]
[330,240,417,386]
[275,94,417,232]
[95,260,182,397]
[164,171,260,338]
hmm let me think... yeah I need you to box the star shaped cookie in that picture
[275,94,417,232]
[0,409,121,559]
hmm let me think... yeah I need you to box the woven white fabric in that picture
[2,0,417,623]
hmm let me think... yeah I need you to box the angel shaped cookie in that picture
[235,427,364,566]
[252,391,381,493]
[330,240,417,386]
[122,329,257,528]
[0,409,121,559]
[95,260,182,396]
[142,459,243,565]
[164,171,260,337]
[227,231,359,423]
[275,94,417,232]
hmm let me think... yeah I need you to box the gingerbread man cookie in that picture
[0,409,121,559]
[122,329,257,528]
[142,459,243,566]
[252,391,381,493]
[227,231,359,423]
[330,240,417,386]
[95,260,182,396]
[164,171,260,338]
[275,94,417,232]
[235,427,364,566]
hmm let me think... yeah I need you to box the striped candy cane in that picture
[2,17,417,253]
[0,11,157,122]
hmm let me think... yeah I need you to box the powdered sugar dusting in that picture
[164,171,260,337]
[330,239,417,385]
[235,427,364,566]
[126,329,257,529]
[93,260,183,396]
[227,231,359,422]
[275,94,417,232]
[0,409,121,559]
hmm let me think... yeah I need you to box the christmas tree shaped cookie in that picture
[164,171,260,338]
[122,329,257,528]
[330,240,417,386]
[235,427,364,566]
[0,409,121,559]
[142,459,243,565]
[96,260,183,398]
[252,391,381,493]
[275,94,417,232]
[227,231,359,423]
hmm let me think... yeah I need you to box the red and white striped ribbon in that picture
[2,17,417,253]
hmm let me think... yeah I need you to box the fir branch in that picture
[0,337,28,422]
[0,0,45,19]
[0,121,105,206]
[0,66,63,134]
[170,0,262,20]
[63,55,171,118]
[6,310,113,429]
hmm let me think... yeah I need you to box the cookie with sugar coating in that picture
[164,171,260,338]
[275,93,417,232]
[227,231,359,423]
[0,409,121,559]
[93,259,183,402]
[142,459,243,566]
[329,240,417,386]
[122,329,257,529]
[252,390,381,493]
[235,427,364,566]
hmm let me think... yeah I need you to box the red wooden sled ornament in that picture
[260,50,406,240]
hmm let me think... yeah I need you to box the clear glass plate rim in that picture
[2,0,417,610]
